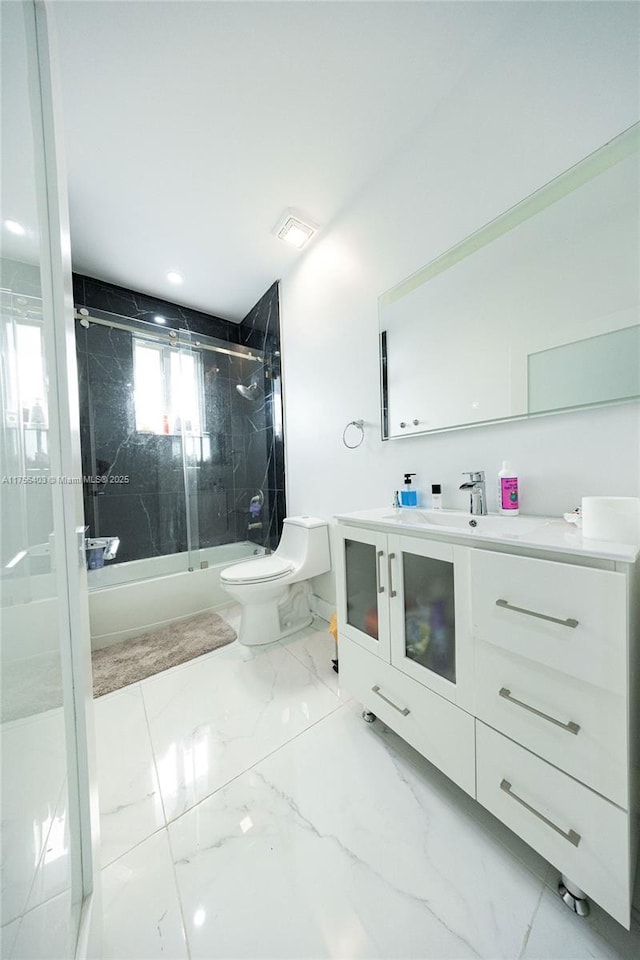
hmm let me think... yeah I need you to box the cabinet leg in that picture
[558,876,590,918]
[362,709,376,723]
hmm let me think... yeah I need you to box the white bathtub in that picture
[88,541,264,649]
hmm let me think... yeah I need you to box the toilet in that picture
[219,516,331,646]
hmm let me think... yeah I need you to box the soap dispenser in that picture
[400,473,418,507]
[498,461,519,515]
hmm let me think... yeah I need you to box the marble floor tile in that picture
[170,702,545,959]
[101,829,187,960]
[217,602,241,635]
[0,919,21,959]
[8,889,75,960]
[522,884,640,959]
[279,622,349,701]
[94,684,165,866]
[24,778,71,914]
[364,700,555,888]
[142,640,342,821]
[0,709,69,925]
[83,618,637,960]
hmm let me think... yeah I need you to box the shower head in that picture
[236,381,262,401]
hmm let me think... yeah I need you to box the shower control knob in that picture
[412,419,419,426]
[400,421,407,429]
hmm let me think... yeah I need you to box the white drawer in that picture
[476,722,631,928]
[339,635,475,797]
[474,641,628,807]
[471,550,627,694]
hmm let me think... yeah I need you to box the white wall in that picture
[280,1,640,605]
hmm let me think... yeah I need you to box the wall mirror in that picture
[379,123,640,439]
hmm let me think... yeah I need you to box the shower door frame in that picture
[25,2,100,954]
[76,307,267,577]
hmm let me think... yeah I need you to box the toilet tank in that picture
[275,516,331,580]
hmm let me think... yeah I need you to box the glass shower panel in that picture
[78,313,192,584]
[77,310,271,584]
[1,3,83,952]
[1,294,76,952]
[176,329,201,572]
[187,331,268,564]
[229,345,270,548]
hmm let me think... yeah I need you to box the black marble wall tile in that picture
[193,486,234,547]
[239,281,280,354]
[238,280,286,542]
[73,274,241,343]
[74,275,285,563]
[83,322,134,361]
[94,491,188,562]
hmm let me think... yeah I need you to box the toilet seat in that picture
[220,555,293,585]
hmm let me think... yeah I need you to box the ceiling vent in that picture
[273,209,317,249]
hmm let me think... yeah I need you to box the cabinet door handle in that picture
[388,552,397,598]
[376,550,385,594]
[499,687,580,735]
[500,779,581,847]
[371,684,410,716]
[496,598,579,629]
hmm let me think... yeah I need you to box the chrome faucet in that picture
[459,471,487,515]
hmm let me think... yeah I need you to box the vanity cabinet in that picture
[335,511,638,928]
[335,526,476,794]
[471,550,629,807]
[335,526,473,706]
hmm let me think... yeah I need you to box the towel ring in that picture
[343,419,365,449]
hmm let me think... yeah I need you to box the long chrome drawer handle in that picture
[500,779,581,847]
[496,598,578,629]
[376,550,385,594]
[387,552,397,598]
[371,684,410,716]
[499,687,580,735]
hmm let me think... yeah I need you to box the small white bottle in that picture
[431,484,442,510]
[498,461,519,515]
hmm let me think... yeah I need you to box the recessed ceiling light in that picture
[4,219,26,236]
[166,271,183,284]
[273,210,317,249]
[154,315,166,324]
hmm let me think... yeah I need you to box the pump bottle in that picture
[400,473,418,507]
[498,461,519,515]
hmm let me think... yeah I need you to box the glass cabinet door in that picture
[337,527,390,659]
[389,535,469,702]
[402,551,456,684]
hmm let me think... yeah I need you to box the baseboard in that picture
[309,593,333,624]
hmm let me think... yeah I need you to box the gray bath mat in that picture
[91,611,237,698]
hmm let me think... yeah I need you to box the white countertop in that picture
[334,507,640,564]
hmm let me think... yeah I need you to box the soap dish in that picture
[563,511,582,527]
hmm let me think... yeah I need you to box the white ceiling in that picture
[47,0,515,321]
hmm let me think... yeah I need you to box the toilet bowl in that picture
[219,516,331,646]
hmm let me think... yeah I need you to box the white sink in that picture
[390,510,551,537]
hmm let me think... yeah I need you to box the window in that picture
[133,338,204,435]
[3,318,48,427]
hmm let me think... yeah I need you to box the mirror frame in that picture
[379,122,640,440]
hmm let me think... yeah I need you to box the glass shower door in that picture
[1,3,97,956]
[176,329,202,572]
